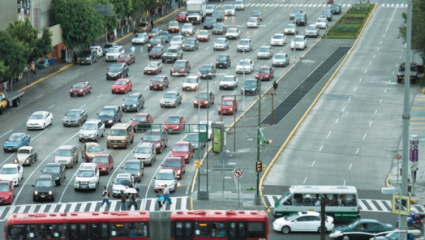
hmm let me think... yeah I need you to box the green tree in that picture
[399,0,425,62]
[0,31,26,83]
[33,27,53,61]
[110,0,133,18]
[6,20,38,64]
[51,0,105,48]
[92,0,119,32]
[133,0,157,18]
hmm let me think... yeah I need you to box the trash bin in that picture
[48,58,55,66]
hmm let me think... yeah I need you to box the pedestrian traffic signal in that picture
[256,161,263,173]
[195,160,201,168]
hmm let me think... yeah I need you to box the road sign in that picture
[234,169,243,178]
[392,195,410,215]
[395,153,402,160]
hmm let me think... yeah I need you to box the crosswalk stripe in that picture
[38,204,47,213]
[110,200,117,211]
[17,206,26,214]
[48,204,57,213]
[89,202,97,212]
[149,199,156,211]
[0,206,7,218]
[376,200,389,212]
[29,204,37,213]
[180,197,187,210]
[68,203,78,212]
[79,202,88,212]
[366,200,378,212]
[59,203,67,212]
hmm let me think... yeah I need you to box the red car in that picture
[117,52,136,65]
[176,11,188,22]
[131,113,154,132]
[92,154,114,175]
[218,97,238,115]
[193,91,215,108]
[150,75,170,90]
[149,46,166,59]
[111,78,133,94]
[0,181,14,205]
[162,156,186,179]
[142,132,168,153]
[255,66,274,81]
[170,60,191,77]
[163,115,186,133]
[69,81,92,97]
[171,141,193,163]
[167,21,180,33]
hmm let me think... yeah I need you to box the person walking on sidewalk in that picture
[100,186,111,208]
[273,81,278,95]
[120,191,127,211]
[162,184,172,205]
[157,190,164,211]
[61,46,66,63]
[127,193,138,210]
[30,63,36,78]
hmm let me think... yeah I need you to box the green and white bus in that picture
[272,185,360,220]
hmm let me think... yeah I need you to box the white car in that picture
[132,33,149,45]
[74,163,99,191]
[226,28,240,39]
[316,17,328,29]
[219,75,238,90]
[235,0,245,10]
[206,5,216,15]
[112,173,133,197]
[257,46,274,59]
[181,23,195,36]
[237,38,253,52]
[247,17,260,28]
[213,38,229,51]
[105,46,124,61]
[0,164,24,186]
[154,169,177,192]
[182,76,201,91]
[197,30,210,41]
[224,5,236,16]
[27,111,53,130]
[273,211,334,234]
[291,35,308,50]
[270,33,286,46]
[306,24,320,37]
[236,59,255,74]
[90,46,103,58]
[170,35,185,47]
[284,24,298,35]
[272,53,290,67]
[193,121,212,140]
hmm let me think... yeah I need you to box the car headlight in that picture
[159,84,163,87]
[69,90,73,92]
[177,170,181,174]
[89,180,96,184]
[205,101,209,104]
[230,108,233,111]
[55,177,60,180]
[184,155,188,158]
[137,172,141,176]
[150,83,153,86]
[122,103,125,107]
[132,104,137,107]
[4,195,9,199]
[48,191,53,195]
[13,177,18,181]
[156,143,161,147]
[194,100,198,103]
[34,191,38,195]
[182,44,185,47]
[108,120,113,123]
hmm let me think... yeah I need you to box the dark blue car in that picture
[3,133,31,153]
[198,63,216,79]
[157,31,172,43]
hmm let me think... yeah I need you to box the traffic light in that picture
[195,160,201,168]
[256,161,263,173]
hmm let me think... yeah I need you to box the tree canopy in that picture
[92,0,119,32]
[0,31,26,81]
[399,0,425,62]
[110,0,133,18]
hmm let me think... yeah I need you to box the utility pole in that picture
[255,75,262,205]
[320,195,326,240]
[399,0,412,239]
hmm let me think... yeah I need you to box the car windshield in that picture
[163,93,177,99]
[109,48,120,53]
[207,5,214,9]
[199,30,208,35]
[259,48,269,52]
[178,13,186,17]
[246,81,257,87]
[153,77,165,82]
[8,134,23,142]
[103,44,115,48]
[18,149,30,154]
[125,96,138,102]
[228,29,237,33]
[205,19,215,24]
[151,38,162,44]
[92,157,108,163]
[399,64,417,71]
[223,101,234,106]
[173,62,186,67]
[0,167,17,174]
[184,77,197,83]
[115,81,126,86]
[151,47,163,52]
[214,25,223,29]
[275,55,287,59]
[252,11,260,16]
[77,170,94,177]
[166,49,177,54]
[138,22,147,27]
[0,184,9,192]
[213,11,222,16]
[115,177,130,185]
[82,123,97,130]
[236,1,243,4]
[217,56,228,61]
[248,18,257,22]
[30,114,44,120]
[182,25,192,29]
[152,28,160,33]
[35,180,52,188]
[287,24,295,29]
[147,62,158,67]
[225,6,234,9]
[87,146,102,152]
[296,15,304,20]
[259,68,270,73]
[156,172,174,180]
[134,115,147,121]
[308,26,317,30]
[294,37,304,42]
[119,54,130,58]
[72,83,85,88]
[185,134,199,141]
[317,19,326,23]
[166,117,180,123]
[197,93,209,99]
[291,10,301,14]
[144,134,161,141]
[171,38,182,43]
[134,34,145,38]
[124,163,139,170]
[169,21,178,26]
[66,111,80,117]
[273,35,283,39]
[239,40,249,45]
[98,109,115,117]
[200,66,213,71]
[222,77,234,82]
[43,166,60,173]
[109,129,126,136]
[184,39,195,44]
[215,39,226,44]
[284,213,300,221]
[109,65,122,70]
[239,61,250,65]
[164,160,181,167]
[57,149,72,156]
[135,147,151,154]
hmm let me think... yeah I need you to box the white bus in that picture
[272,185,360,220]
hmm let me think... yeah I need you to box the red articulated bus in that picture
[6,210,269,240]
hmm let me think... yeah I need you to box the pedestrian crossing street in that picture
[0,196,188,221]
[214,3,407,9]
[263,195,425,213]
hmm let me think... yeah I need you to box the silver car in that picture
[78,119,105,142]
[284,24,298,35]
[219,75,239,90]
[226,28,240,39]
[237,38,253,52]
[213,38,229,51]
[133,142,156,166]
[235,0,245,10]
[170,36,185,47]
[132,33,149,45]
[54,145,79,168]
[270,33,286,46]
[206,5,216,15]
[236,59,254,74]
[272,53,290,67]
[62,109,88,127]
[224,5,236,16]
[181,23,194,36]
[247,17,260,28]
[90,46,103,59]
[306,24,320,38]
[160,91,183,108]
[184,133,206,150]
[257,46,273,59]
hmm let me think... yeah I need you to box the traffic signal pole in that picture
[255,75,262,205]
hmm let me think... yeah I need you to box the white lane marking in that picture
[375,110,378,114]
[194,54,199,57]
[36,94,44,99]
[335,119,339,124]
[205,47,210,50]
[353,87,357,92]
[326,131,331,138]
[129,75,135,79]
[343,180,346,186]
[349,163,353,169]
[369,62,372,66]
[364,70,367,74]
[384,89,387,93]
[342,107,345,112]
[80,104,86,109]
[48,104,55,109]
[369,121,373,127]
[143,107,150,112]
[97,94,103,98]
[303,177,307,184]
[0,154,17,168]
[54,84,63,90]
[348,97,351,101]
[386,7,398,32]
[363,133,367,140]
[0,129,13,139]
[209,111,215,115]
[359,78,362,82]
[144,86,149,89]
[177,109,183,113]
[311,161,315,167]
[319,145,323,151]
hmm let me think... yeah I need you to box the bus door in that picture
[90,223,108,239]
[174,222,193,240]
[69,223,89,240]
[228,222,246,240]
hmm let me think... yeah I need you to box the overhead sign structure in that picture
[392,195,410,215]
[234,169,243,178]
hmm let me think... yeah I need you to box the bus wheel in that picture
[282,226,291,234]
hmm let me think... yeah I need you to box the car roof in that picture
[94,153,110,157]
[2,164,19,168]
[139,142,154,147]
[175,141,190,145]
[86,142,101,147]
[124,159,141,164]
[158,169,175,174]
[103,104,119,109]
[175,60,187,63]
[18,146,33,150]
[168,115,182,118]
[223,97,236,101]
[85,119,102,124]
[33,111,49,115]
[166,157,182,161]
[128,91,142,96]
[37,174,53,180]
[58,145,74,150]
[165,91,178,94]
[45,163,63,167]
[80,163,96,169]
[259,66,271,69]
[117,173,132,178]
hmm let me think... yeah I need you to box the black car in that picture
[198,64,216,79]
[122,92,145,112]
[106,63,129,80]
[203,17,216,29]
[102,43,118,56]
[147,36,166,51]
[32,174,56,202]
[216,54,231,69]
[241,79,259,95]
[294,13,308,26]
[212,10,225,21]
[321,9,333,21]
[212,23,227,35]
[97,104,123,128]
[329,4,342,14]
[41,163,66,186]
[182,38,199,51]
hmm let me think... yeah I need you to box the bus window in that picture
[347,195,357,206]
[194,222,226,237]
[7,225,26,240]
[69,223,88,240]
[279,194,293,206]
[184,222,192,237]
[174,222,192,240]
[128,222,148,237]
[238,223,246,240]
[246,222,265,238]
[91,223,108,239]
[229,223,237,240]
[110,223,128,237]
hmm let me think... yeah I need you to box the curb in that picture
[258,3,378,212]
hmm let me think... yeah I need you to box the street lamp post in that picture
[255,74,262,205]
